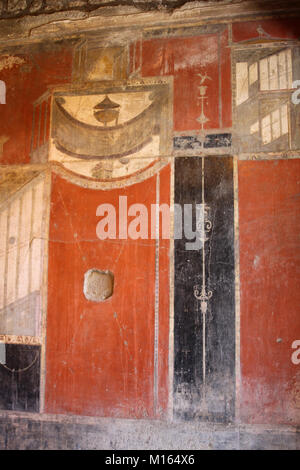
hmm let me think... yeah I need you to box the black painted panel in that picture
[174,156,235,423]
[203,133,232,148]
[0,344,40,413]
[173,134,232,151]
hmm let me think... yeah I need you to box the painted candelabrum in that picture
[193,156,213,415]
[196,72,212,131]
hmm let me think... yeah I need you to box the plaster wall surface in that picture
[0,0,299,450]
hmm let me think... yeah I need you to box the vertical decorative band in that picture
[174,156,235,423]
[154,171,160,415]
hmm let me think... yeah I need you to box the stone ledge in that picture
[1,1,300,48]
[0,0,192,20]
[0,410,298,449]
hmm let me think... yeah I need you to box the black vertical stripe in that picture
[174,156,235,423]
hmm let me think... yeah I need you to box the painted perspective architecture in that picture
[0,0,299,450]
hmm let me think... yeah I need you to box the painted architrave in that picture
[174,156,235,423]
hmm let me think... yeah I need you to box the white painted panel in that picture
[0,175,47,338]
[0,343,5,364]
[278,50,288,90]
[0,210,8,309]
[32,180,44,239]
[0,81,6,105]
[18,188,32,299]
[269,54,279,90]
[262,114,271,145]
[6,199,20,306]
[19,188,32,243]
[250,121,259,134]
[249,62,258,85]
[281,104,289,135]
[31,179,45,294]
[271,109,281,140]
[18,245,30,299]
[286,49,293,89]
[260,58,269,91]
[31,238,42,292]
[236,62,249,105]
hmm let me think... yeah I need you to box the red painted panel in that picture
[157,163,171,417]
[233,18,300,43]
[45,168,170,418]
[239,159,300,425]
[142,32,231,131]
[220,29,232,129]
[129,42,135,75]
[135,40,141,72]
[0,46,72,165]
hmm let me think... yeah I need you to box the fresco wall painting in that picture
[0,16,299,429]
